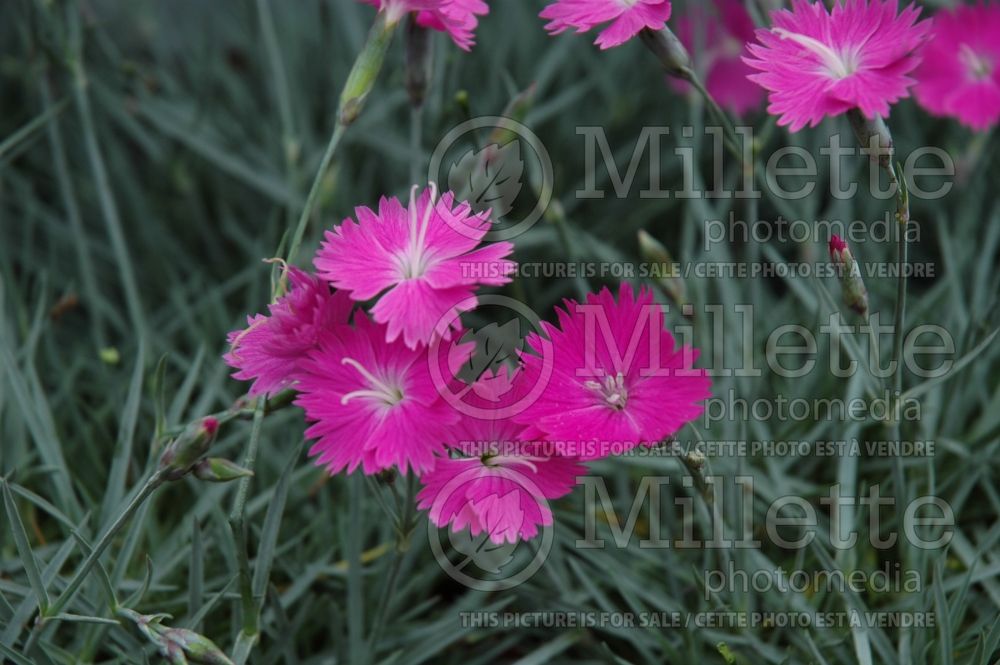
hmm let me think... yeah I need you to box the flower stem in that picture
[366,474,418,655]
[886,163,910,504]
[279,12,397,293]
[44,471,166,619]
[227,400,265,661]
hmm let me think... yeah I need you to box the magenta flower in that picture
[671,0,764,116]
[315,185,515,350]
[361,0,488,50]
[224,267,353,397]
[515,284,710,460]
[744,0,930,132]
[540,0,672,50]
[295,312,458,476]
[913,2,1000,132]
[417,371,585,543]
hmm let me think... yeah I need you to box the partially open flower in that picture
[158,417,220,480]
[829,235,869,317]
[224,267,352,397]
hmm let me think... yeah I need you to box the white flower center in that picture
[959,44,994,81]
[396,182,438,280]
[774,28,862,80]
[340,357,405,408]
[585,372,629,411]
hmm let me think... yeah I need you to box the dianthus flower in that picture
[361,0,488,50]
[224,267,352,397]
[315,185,515,350]
[515,284,710,460]
[913,2,1000,131]
[295,312,458,475]
[417,370,585,543]
[671,0,763,116]
[744,0,929,131]
[540,0,672,50]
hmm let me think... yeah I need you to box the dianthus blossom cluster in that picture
[226,186,709,542]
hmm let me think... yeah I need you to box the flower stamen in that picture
[774,28,861,80]
[340,357,405,407]
[585,372,629,410]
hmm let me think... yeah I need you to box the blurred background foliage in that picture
[1,0,999,663]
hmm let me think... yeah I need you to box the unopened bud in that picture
[847,110,893,169]
[158,417,220,480]
[486,85,536,147]
[639,26,692,80]
[339,12,397,126]
[829,235,869,317]
[405,15,432,108]
[162,627,234,665]
[638,230,688,308]
[117,608,233,665]
[193,457,254,483]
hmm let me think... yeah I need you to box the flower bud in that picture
[829,235,869,317]
[161,628,234,665]
[158,417,220,480]
[193,457,254,483]
[339,12,397,126]
[639,26,692,80]
[486,85,536,147]
[847,109,893,169]
[638,230,687,308]
[118,608,233,665]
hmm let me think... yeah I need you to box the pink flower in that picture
[515,284,710,460]
[417,370,585,543]
[361,0,488,50]
[540,0,672,50]
[294,312,458,476]
[671,0,764,116]
[315,185,515,350]
[224,267,353,397]
[744,0,930,132]
[913,2,1000,132]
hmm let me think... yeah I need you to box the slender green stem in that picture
[256,0,300,233]
[280,122,347,288]
[45,472,165,618]
[410,103,424,185]
[366,474,417,655]
[889,167,909,400]
[884,164,910,511]
[228,401,265,642]
[686,74,741,159]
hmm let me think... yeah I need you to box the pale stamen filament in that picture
[486,455,550,474]
[586,372,629,410]
[403,182,439,279]
[959,44,992,80]
[340,357,404,406]
[773,28,858,80]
